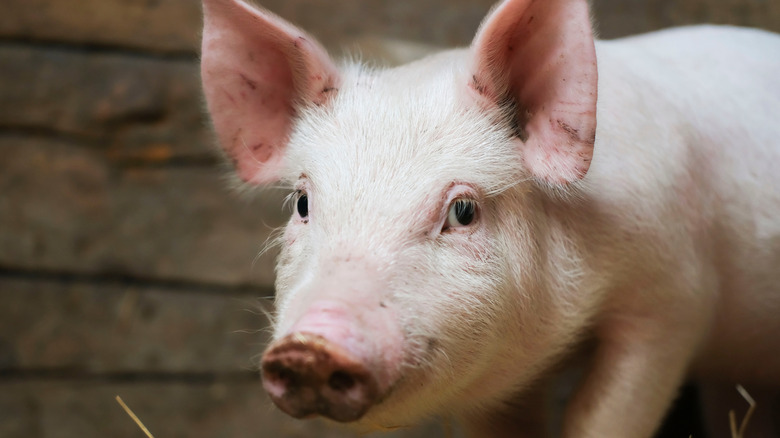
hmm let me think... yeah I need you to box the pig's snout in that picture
[261,332,380,422]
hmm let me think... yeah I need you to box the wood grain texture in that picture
[0,136,286,286]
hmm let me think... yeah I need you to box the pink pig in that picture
[200,0,780,436]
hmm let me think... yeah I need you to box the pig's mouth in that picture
[261,332,386,422]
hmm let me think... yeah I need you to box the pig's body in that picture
[592,25,780,384]
[200,0,780,435]
[568,27,780,436]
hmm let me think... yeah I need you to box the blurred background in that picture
[0,0,778,437]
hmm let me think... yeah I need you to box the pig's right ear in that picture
[201,0,340,184]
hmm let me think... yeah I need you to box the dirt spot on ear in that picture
[224,90,237,104]
[556,119,580,142]
[313,83,338,106]
[470,74,488,96]
[239,73,257,90]
[587,129,596,144]
[252,143,273,163]
[556,119,578,136]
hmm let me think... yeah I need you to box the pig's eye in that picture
[296,191,309,218]
[444,199,477,230]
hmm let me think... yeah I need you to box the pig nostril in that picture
[264,362,299,391]
[277,368,298,387]
[328,371,355,391]
[262,334,383,422]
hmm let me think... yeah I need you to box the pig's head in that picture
[201,0,597,429]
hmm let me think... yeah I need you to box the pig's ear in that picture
[201,0,340,184]
[470,0,597,185]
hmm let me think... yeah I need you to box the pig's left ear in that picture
[201,0,340,184]
[470,0,597,185]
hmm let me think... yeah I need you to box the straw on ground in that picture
[729,384,756,438]
[116,395,155,438]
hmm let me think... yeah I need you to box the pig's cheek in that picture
[458,230,492,261]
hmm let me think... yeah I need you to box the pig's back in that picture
[592,26,780,382]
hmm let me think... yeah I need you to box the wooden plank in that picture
[0,381,456,438]
[591,0,780,38]
[0,0,202,54]
[0,277,271,372]
[0,136,287,286]
[0,0,491,54]
[0,45,210,160]
[0,0,777,56]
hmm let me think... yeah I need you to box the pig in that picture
[199,0,780,436]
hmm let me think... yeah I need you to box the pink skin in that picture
[262,256,406,421]
[283,298,404,388]
[470,0,597,185]
[262,179,486,423]
[200,0,340,184]
[277,184,480,372]
[279,176,405,394]
[260,300,400,423]
[202,0,599,431]
[262,333,371,421]
[202,0,780,435]
[203,0,597,187]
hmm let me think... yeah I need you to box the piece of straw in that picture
[729,384,756,438]
[116,395,155,438]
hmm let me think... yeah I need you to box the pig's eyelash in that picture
[282,191,298,211]
[294,190,309,219]
[283,190,310,220]
[443,198,478,231]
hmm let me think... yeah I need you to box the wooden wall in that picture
[0,0,777,437]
